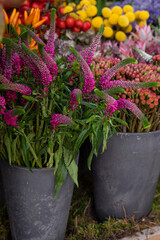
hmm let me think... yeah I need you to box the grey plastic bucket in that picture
[0,153,79,240]
[92,131,160,221]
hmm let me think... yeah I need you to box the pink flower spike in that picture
[45,9,56,57]
[117,99,150,128]
[104,94,118,116]
[0,96,6,115]
[50,114,74,130]
[69,46,95,95]
[81,24,104,65]
[4,110,18,126]
[70,89,82,110]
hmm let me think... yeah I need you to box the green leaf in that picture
[54,143,63,174]
[22,95,35,101]
[86,115,100,123]
[63,148,78,187]
[12,108,25,116]
[106,87,126,94]
[113,117,128,127]
[141,116,151,129]
[87,149,94,170]
[21,137,32,171]
[132,47,153,62]
[72,127,91,161]
[12,136,18,163]
[81,101,97,109]
[4,134,12,165]
[54,160,67,198]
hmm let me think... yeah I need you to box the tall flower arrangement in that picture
[0,9,158,195]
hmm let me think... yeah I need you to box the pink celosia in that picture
[38,43,58,77]
[50,114,73,130]
[80,24,104,65]
[116,98,145,121]
[4,110,18,126]
[70,47,95,95]
[0,96,6,114]
[12,52,21,75]
[3,47,12,80]
[44,9,56,57]
[6,90,17,102]
[104,94,118,116]
[70,89,82,110]
[0,74,31,95]
[99,59,137,89]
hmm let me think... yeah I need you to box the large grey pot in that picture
[92,131,160,222]
[0,154,79,240]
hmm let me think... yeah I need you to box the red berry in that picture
[59,7,65,15]
[57,18,66,29]
[55,29,61,37]
[73,26,81,32]
[75,19,84,29]
[40,15,50,26]
[65,16,75,28]
[81,21,91,32]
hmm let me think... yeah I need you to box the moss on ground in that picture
[0,173,160,240]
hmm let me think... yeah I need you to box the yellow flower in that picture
[138,11,149,20]
[108,13,119,25]
[125,12,135,22]
[103,19,112,27]
[103,26,113,38]
[124,24,132,33]
[135,11,140,19]
[69,12,79,20]
[118,15,129,27]
[101,7,112,18]
[80,0,90,7]
[137,20,147,27]
[86,5,97,17]
[123,5,134,13]
[68,3,76,7]
[63,6,73,14]
[77,10,87,21]
[92,16,103,28]
[115,31,126,41]
[112,6,123,15]
[89,0,96,5]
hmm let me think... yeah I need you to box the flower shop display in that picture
[1,0,160,234]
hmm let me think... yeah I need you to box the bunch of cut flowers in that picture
[0,9,158,196]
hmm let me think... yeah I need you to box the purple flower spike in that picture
[70,89,82,110]
[104,94,118,116]
[38,43,58,77]
[107,80,159,89]
[99,58,137,89]
[4,110,18,126]
[0,75,31,95]
[3,47,12,80]
[69,46,95,95]
[0,96,6,115]
[81,24,104,65]
[117,99,150,128]
[6,83,31,95]
[45,9,56,57]
[50,114,73,130]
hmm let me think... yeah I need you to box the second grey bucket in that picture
[92,131,160,221]
[0,153,79,240]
